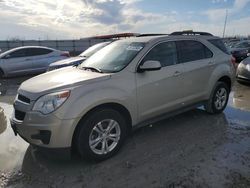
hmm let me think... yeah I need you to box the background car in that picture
[0,46,69,78]
[229,40,250,62]
[47,42,111,71]
[237,56,250,83]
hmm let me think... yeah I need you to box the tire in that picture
[205,81,230,114]
[75,108,128,161]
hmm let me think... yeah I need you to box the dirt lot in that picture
[0,76,250,188]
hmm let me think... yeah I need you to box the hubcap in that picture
[89,119,121,155]
[214,88,227,110]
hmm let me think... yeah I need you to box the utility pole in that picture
[223,9,228,38]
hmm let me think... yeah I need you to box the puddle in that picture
[0,102,29,172]
[224,107,250,130]
[229,83,250,112]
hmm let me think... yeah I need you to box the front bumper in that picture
[10,110,76,148]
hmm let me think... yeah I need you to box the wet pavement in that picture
[0,77,250,188]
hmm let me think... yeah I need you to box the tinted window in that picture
[143,42,177,67]
[8,49,27,58]
[176,40,213,63]
[209,39,231,55]
[26,48,52,56]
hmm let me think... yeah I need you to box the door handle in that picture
[173,71,181,77]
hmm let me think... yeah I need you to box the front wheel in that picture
[75,108,128,161]
[205,82,230,114]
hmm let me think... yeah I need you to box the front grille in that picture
[15,110,26,121]
[17,94,30,104]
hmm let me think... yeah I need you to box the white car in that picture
[47,42,111,71]
[0,46,70,78]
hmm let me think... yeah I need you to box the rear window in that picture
[176,40,213,63]
[208,39,230,55]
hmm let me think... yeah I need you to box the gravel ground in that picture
[0,76,250,188]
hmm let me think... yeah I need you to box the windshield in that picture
[79,42,110,58]
[80,41,145,73]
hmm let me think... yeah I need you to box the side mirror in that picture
[138,60,161,72]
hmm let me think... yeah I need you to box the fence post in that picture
[7,41,10,50]
[56,40,58,49]
[73,40,76,54]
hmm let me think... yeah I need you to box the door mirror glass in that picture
[138,60,161,72]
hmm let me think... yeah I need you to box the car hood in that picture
[49,56,86,66]
[18,67,111,100]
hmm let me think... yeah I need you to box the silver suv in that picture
[10,32,235,161]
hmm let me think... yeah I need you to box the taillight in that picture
[61,52,70,57]
[231,56,237,68]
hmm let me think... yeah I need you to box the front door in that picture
[3,48,33,76]
[136,41,186,122]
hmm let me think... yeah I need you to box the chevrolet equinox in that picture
[11,31,236,161]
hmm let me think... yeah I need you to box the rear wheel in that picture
[205,81,229,114]
[75,108,128,161]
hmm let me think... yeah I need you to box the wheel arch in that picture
[218,75,232,91]
[72,102,132,147]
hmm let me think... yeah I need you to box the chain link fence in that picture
[0,38,112,56]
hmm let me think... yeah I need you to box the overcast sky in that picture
[0,0,250,40]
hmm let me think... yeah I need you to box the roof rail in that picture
[137,33,168,37]
[170,31,213,36]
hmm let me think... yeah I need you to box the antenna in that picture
[222,9,228,38]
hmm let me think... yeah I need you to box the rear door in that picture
[175,40,214,103]
[136,41,186,122]
[26,48,54,73]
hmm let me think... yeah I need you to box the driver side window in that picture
[142,41,177,67]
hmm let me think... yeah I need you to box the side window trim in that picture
[137,40,178,70]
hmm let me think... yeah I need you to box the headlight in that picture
[246,64,250,72]
[33,90,70,115]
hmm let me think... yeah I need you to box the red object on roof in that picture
[93,33,139,39]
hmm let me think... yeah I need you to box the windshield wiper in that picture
[80,66,103,73]
[79,55,87,58]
